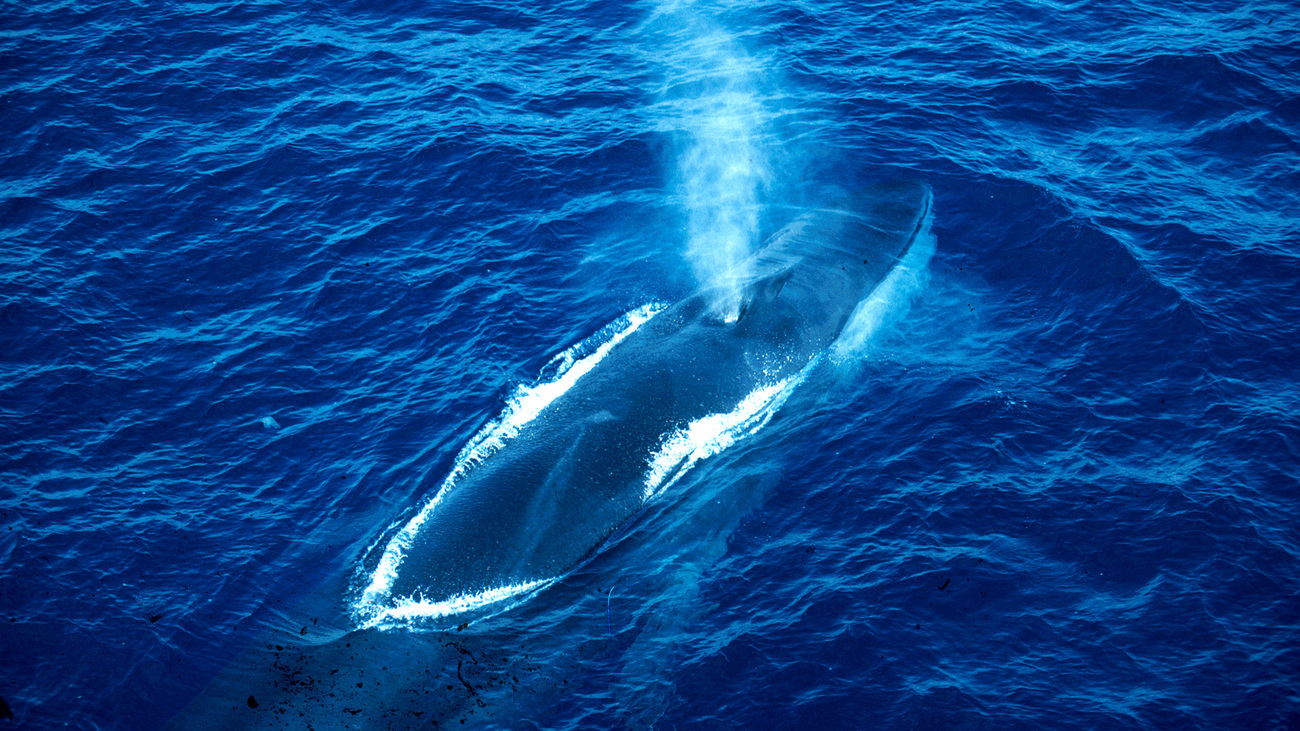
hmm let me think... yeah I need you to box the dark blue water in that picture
[2,0,1297,728]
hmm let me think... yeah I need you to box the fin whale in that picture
[167,180,934,730]
[353,179,934,627]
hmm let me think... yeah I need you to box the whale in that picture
[351,179,934,628]
[166,179,934,730]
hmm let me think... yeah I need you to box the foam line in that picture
[641,359,819,502]
[358,578,558,628]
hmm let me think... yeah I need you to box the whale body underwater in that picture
[352,179,935,627]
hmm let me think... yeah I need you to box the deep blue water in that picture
[2,0,1298,729]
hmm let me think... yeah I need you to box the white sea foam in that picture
[357,578,558,628]
[353,304,666,623]
[641,359,819,502]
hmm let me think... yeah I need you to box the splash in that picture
[654,2,772,321]
[358,578,559,628]
[641,360,817,502]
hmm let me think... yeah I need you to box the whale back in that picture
[361,179,934,623]
[728,179,932,349]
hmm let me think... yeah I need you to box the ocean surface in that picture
[2,0,1298,728]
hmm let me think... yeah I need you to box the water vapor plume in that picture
[652,2,773,321]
